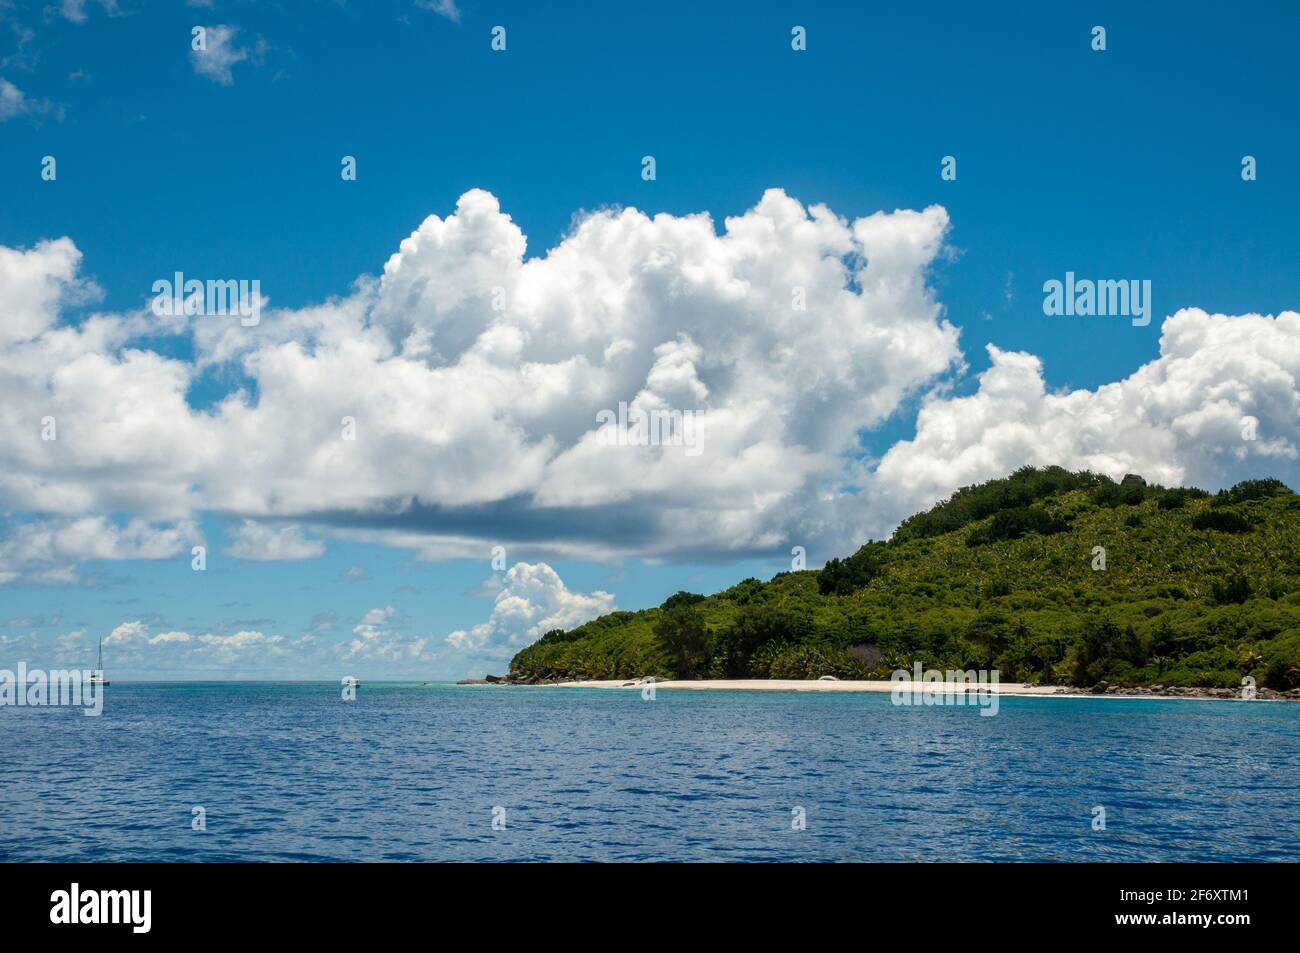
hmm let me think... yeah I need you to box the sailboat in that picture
[88,638,109,686]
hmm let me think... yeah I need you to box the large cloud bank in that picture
[1,190,1297,586]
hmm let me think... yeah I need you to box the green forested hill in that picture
[509,468,1300,689]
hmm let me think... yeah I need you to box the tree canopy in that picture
[509,468,1300,690]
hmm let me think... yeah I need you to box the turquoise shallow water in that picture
[1,682,1297,862]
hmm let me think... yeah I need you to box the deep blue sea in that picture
[2,683,1297,862]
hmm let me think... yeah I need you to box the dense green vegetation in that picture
[509,467,1300,689]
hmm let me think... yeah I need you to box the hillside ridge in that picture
[508,467,1300,690]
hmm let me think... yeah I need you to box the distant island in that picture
[507,467,1300,696]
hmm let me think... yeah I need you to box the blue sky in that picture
[1,0,1297,679]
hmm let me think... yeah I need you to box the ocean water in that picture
[1,682,1297,862]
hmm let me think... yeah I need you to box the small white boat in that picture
[88,638,110,686]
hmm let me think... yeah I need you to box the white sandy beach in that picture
[553,678,1060,695]
[540,678,1278,701]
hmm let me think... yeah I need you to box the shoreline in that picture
[462,677,1300,702]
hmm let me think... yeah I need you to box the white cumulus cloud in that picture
[864,308,1300,535]
[343,605,429,662]
[0,190,1296,585]
[0,517,200,585]
[415,1,461,23]
[447,562,615,654]
[190,25,265,86]
[225,521,325,561]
